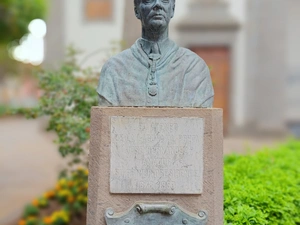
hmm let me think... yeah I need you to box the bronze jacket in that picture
[97,38,214,107]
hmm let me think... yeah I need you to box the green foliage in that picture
[0,0,47,43]
[31,47,98,163]
[0,104,8,116]
[0,104,38,118]
[0,44,18,75]
[224,140,300,224]
[23,204,39,217]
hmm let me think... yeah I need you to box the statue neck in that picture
[141,27,169,42]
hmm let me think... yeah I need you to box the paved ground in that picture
[0,117,284,224]
[0,117,65,224]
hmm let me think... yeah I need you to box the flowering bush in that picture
[18,140,300,225]
[18,168,88,225]
[49,210,70,225]
[22,47,99,168]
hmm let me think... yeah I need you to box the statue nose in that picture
[153,0,163,10]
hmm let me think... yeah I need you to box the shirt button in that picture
[148,85,158,96]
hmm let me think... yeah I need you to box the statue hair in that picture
[134,0,176,6]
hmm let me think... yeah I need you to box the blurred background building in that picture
[44,0,300,136]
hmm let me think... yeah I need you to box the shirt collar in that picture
[138,38,172,57]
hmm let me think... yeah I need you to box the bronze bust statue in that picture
[97,0,214,107]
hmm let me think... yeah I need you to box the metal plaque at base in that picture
[105,202,208,225]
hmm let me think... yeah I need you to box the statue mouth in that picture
[151,14,165,20]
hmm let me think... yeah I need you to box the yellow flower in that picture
[51,210,70,224]
[77,195,88,204]
[57,189,71,197]
[43,216,52,225]
[38,197,48,207]
[58,178,67,187]
[28,216,36,220]
[77,167,84,171]
[84,169,89,175]
[18,219,26,225]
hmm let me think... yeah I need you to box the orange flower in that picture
[44,190,55,199]
[68,181,74,187]
[43,216,53,224]
[18,219,26,225]
[67,196,75,203]
[32,199,39,207]
[55,183,61,191]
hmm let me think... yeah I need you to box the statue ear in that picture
[134,7,141,20]
[171,3,175,18]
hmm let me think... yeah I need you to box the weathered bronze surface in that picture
[97,0,214,107]
[105,203,208,225]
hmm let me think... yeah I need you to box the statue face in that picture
[135,0,175,31]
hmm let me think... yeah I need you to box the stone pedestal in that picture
[88,107,223,225]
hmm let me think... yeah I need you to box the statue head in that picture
[134,0,176,32]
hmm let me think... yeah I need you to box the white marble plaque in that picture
[110,116,204,194]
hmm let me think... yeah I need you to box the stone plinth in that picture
[88,107,223,225]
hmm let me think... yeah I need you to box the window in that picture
[85,0,113,20]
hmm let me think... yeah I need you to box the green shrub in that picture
[0,104,8,116]
[224,140,300,224]
[0,0,47,43]
[21,44,122,165]
[23,204,39,217]
[26,47,98,166]
[0,104,38,118]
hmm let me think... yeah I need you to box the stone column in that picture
[246,0,287,133]
[286,0,300,132]
[44,0,65,69]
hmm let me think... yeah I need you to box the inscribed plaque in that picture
[110,116,204,194]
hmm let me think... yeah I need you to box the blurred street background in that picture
[0,0,299,224]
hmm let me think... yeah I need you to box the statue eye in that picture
[162,0,170,2]
[142,0,153,3]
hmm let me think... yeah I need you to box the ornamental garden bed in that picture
[12,168,88,225]
[10,140,300,225]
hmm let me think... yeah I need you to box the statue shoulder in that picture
[177,47,209,72]
[101,48,133,72]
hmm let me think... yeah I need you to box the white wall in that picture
[287,0,300,121]
[227,0,247,127]
[64,0,125,69]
